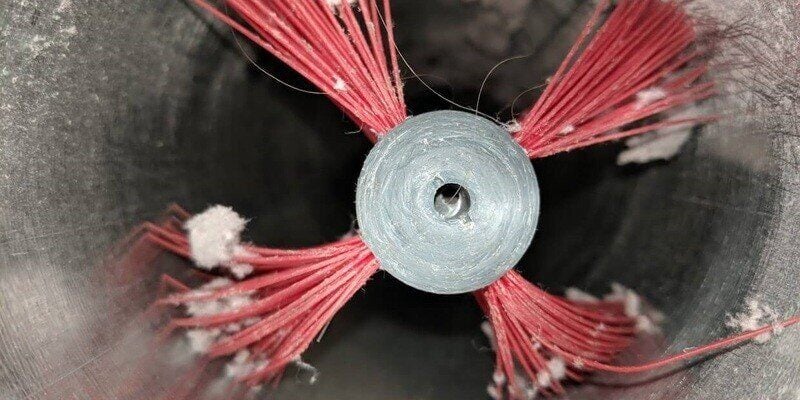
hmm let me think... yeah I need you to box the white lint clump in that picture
[503,119,523,133]
[333,76,348,92]
[536,370,551,390]
[293,356,320,384]
[514,376,539,400]
[617,104,708,165]
[726,298,782,344]
[634,87,667,109]
[228,263,254,279]
[225,350,269,379]
[185,278,254,318]
[604,283,664,334]
[227,246,256,279]
[184,205,255,279]
[492,371,506,387]
[617,129,692,165]
[184,279,257,354]
[486,385,501,400]
[186,328,222,354]
[546,357,567,381]
[202,277,234,290]
[565,287,599,303]
[185,205,248,269]
[224,317,261,334]
[326,0,356,7]
[536,357,567,388]
[558,125,575,136]
[481,320,496,350]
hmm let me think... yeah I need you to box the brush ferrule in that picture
[356,110,540,294]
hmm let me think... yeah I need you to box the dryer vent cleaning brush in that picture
[116,0,799,398]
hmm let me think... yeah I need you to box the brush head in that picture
[356,110,539,294]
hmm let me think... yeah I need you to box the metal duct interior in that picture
[1,0,798,399]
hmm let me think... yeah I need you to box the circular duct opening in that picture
[1,1,797,400]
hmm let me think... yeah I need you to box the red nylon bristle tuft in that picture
[478,271,800,400]
[191,0,407,140]
[476,271,636,398]
[144,220,378,390]
[515,0,717,158]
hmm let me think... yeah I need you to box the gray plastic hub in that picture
[356,110,540,294]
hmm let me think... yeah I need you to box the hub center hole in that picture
[434,183,471,220]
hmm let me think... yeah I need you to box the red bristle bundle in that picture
[476,271,636,398]
[192,0,407,140]
[515,0,717,158]
[145,221,378,388]
[478,271,800,400]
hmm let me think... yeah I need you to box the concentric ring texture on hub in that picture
[356,110,540,294]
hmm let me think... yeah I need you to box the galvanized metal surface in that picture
[1,0,798,399]
[356,110,539,295]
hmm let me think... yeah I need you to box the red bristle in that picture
[190,0,406,140]
[143,219,379,390]
[581,315,800,374]
[477,271,636,398]
[515,0,717,158]
[478,271,800,400]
